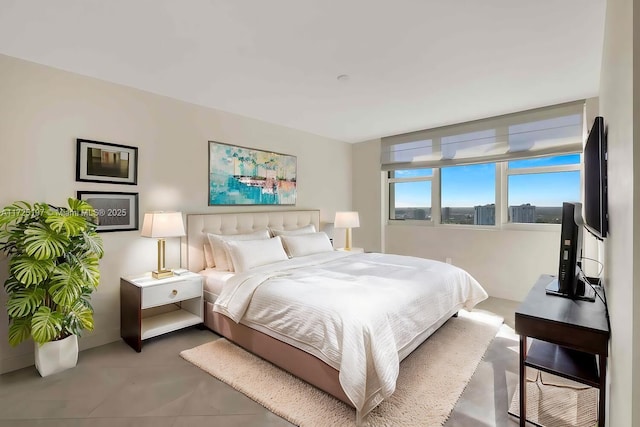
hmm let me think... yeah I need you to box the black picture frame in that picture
[77,191,139,232]
[76,139,138,185]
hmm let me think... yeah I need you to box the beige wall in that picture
[0,54,352,373]
[352,148,574,302]
[352,139,383,252]
[385,226,561,301]
[599,0,638,425]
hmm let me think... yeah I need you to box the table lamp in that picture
[334,211,360,251]
[141,211,186,279]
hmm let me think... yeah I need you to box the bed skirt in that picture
[204,301,352,406]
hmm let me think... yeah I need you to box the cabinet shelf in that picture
[525,339,600,388]
[141,308,202,340]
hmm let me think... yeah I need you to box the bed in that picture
[183,210,488,424]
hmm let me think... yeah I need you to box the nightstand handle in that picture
[171,289,178,296]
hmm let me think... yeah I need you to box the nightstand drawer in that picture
[141,279,201,309]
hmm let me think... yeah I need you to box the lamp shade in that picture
[141,212,185,238]
[334,211,360,228]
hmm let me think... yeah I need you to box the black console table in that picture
[515,274,609,427]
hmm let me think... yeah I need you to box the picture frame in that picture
[208,141,297,206]
[76,139,138,185]
[77,191,139,232]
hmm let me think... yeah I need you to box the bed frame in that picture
[182,210,352,406]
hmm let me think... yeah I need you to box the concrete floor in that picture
[0,297,523,427]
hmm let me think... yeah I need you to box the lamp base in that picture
[152,269,174,279]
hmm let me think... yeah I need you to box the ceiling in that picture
[0,0,606,143]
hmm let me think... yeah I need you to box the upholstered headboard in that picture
[182,210,320,272]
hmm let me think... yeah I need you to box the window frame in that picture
[386,153,582,230]
[502,155,582,230]
[387,169,435,225]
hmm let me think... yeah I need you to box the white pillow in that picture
[225,237,289,273]
[280,232,334,258]
[270,224,316,237]
[203,243,215,268]
[207,229,270,271]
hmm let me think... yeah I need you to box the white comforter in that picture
[213,251,488,415]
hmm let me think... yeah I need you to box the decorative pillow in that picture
[270,224,316,237]
[280,232,334,258]
[225,237,289,273]
[203,242,215,268]
[207,229,270,271]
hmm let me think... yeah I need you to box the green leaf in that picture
[9,256,55,286]
[46,212,88,236]
[65,300,94,335]
[8,317,32,347]
[0,201,34,228]
[6,286,45,317]
[4,276,23,294]
[67,198,96,215]
[49,263,84,306]
[23,223,70,260]
[80,231,104,259]
[31,306,64,344]
[72,252,101,287]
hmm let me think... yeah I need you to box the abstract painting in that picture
[208,141,297,205]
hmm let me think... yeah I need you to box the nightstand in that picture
[336,247,365,253]
[120,271,203,352]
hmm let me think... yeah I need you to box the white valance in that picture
[381,101,585,170]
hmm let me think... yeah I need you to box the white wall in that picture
[0,54,352,373]
[598,0,638,425]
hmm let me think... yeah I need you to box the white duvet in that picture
[213,251,488,416]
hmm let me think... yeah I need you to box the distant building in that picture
[442,207,451,222]
[509,204,536,223]
[474,204,495,225]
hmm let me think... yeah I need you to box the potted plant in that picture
[0,198,104,376]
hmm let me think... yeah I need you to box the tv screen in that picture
[583,116,608,239]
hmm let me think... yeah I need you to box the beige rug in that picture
[180,310,502,426]
[508,372,598,427]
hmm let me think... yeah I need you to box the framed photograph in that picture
[76,139,138,185]
[208,141,297,206]
[77,191,139,232]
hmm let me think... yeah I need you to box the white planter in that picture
[34,335,78,377]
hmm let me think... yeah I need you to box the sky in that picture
[394,154,581,208]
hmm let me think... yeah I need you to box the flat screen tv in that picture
[583,116,608,240]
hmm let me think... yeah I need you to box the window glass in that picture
[441,164,496,225]
[508,171,580,223]
[390,181,431,220]
[390,169,433,179]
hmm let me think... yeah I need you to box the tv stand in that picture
[545,277,597,302]
[516,275,609,427]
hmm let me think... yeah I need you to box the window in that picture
[389,169,432,220]
[382,101,586,228]
[441,163,496,225]
[507,154,580,224]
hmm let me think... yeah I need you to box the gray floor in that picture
[0,297,522,427]
[444,297,522,427]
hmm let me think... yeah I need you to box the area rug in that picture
[508,372,598,427]
[180,310,502,426]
